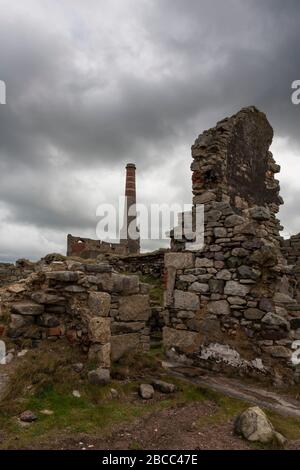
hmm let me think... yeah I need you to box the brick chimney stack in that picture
[121,163,140,254]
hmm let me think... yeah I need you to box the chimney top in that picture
[126,163,136,169]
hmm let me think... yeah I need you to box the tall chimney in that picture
[121,163,140,254]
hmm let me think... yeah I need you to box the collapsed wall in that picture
[163,107,300,385]
[0,260,151,372]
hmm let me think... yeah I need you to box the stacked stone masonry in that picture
[164,107,300,385]
[0,260,151,373]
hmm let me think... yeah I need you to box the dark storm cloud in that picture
[0,0,299,260]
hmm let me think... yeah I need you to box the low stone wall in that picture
[0,260,151,372]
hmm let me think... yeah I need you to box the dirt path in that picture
[164,362,300,420]
[24,401,252,450]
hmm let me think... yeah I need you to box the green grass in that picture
[137,274,164,305]
[1,340,300,449]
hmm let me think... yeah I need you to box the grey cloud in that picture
[0,0,299,261]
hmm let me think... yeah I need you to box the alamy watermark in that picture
[96,197,204,251]
[291,80,300,105]
[0,80,6,104]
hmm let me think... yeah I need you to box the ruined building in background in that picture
[67,163,140,258]
[163,106,300,385]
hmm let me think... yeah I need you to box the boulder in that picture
[88,368,110,385]
[139,384,154,400]
[20,410,37,423]
[234,406,274,443]
[152,380,175,394]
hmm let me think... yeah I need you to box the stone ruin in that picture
[163,106,300,385]
[1,106,300,387]
[0,259,151,380]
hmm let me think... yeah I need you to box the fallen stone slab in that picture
[152,379,176,394]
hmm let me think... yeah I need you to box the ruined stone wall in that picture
[0,260,37,288]
[163,107,300,385]
[108,250,166,279]
[67,234,128,259]
[0,260,151,373]
[280,235,300,304]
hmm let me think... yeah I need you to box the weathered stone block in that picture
[11,302,44,316]
[47,271,82,282]
[244,308,265,320]
[10,313,34,329]
[31,291,65,305]
[88,292,111,317]
[112,273,140,294]
[195,258,214,268]
[88,343,111,368]
[163,326,201,354]
[189,282,209,294]
[164,252,194,270]
[118,295,150,321]
[174,290,200,311]
[224,281,250,296]
[88,317,111,344]
[207,300,230,316]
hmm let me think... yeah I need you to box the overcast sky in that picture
[0,0,299,262]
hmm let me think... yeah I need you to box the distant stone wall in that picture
[109,250,166,279]
[67,234,128,259]
[0,260,151,373]
[163,107,300,385]
[0,260,36,288]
